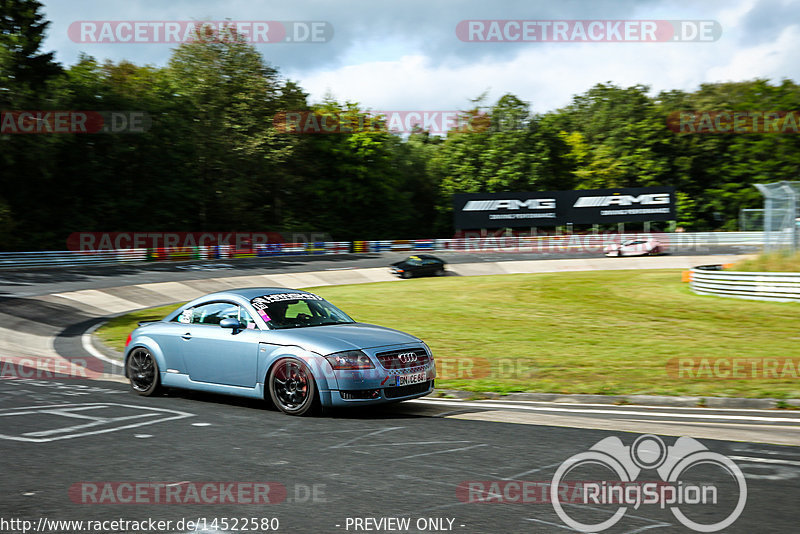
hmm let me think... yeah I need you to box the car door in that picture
[148,318,193,374]
[180,301,262,387]
[406,256,422,276]
[422,258,440,275]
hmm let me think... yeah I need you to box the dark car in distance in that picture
[390,255,447,278]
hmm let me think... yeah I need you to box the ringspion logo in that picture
[551,435,746,532]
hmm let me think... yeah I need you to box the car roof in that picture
[203,287,317,301]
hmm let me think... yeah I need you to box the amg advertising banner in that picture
[453,187,676,229]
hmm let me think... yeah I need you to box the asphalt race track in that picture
[1,377,799,533]
[2,247,799,534]
[0,244,757,298]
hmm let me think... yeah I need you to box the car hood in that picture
[264,323,421,355]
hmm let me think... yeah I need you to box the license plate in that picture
[396,372,426,387]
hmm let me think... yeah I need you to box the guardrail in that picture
[435,231,764,252]
[0,249,148,269]
[690,264,800,302]
[0,232,766,270]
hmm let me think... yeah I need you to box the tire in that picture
[401,271,411,279]
[126,347,162,396]
[435,268,445,276]
[268,358,318,416]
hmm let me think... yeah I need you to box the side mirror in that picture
[219,318,243,331]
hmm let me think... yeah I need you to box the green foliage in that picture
[2,3,800,249]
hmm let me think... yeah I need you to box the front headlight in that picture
[325,350,375,370]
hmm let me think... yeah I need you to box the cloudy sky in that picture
[40,0,800,113]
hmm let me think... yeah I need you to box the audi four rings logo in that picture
[398,353,418,363]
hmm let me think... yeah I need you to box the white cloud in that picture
[37,0,800,114]
[706,24,800,83]
[293,25,800,114]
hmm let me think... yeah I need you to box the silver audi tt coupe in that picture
[124,288,436,415]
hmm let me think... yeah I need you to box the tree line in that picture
[2,0,799,250]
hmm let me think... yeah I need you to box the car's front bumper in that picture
[324,379,435,407]
[320,344,436,406]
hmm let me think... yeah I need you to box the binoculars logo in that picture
[551,434,747,532]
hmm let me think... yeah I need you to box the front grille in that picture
[384,380,432,399]
[376,348,430,370]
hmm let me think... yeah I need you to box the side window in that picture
[173,302,258,329]
[239,307,258,330]
[192,302,239,325]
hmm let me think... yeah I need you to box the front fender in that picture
[259,344,336,392]
[123,336,167,379]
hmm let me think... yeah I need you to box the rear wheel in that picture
[127,347,162,396]
[268,358,318,416]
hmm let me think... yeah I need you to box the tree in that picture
[167,26,296,230]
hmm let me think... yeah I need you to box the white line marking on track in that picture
[411,399,800,423]
[475,399,786,414]
[0,403,194,443]
[729,456,800,467]
[391,443,489,461]
[328,426,404,449]
[82,324,123,369]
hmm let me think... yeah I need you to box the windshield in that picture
[250,293,355,330]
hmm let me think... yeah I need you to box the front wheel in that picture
[127,347,162,396]
[268,359,318,416]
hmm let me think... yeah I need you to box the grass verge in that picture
[96,270,800,398]
[733,250,800,272]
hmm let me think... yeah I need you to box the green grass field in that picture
[96,270,800,399]
[734,250,800,272]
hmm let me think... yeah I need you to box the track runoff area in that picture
[1,249,798,534]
